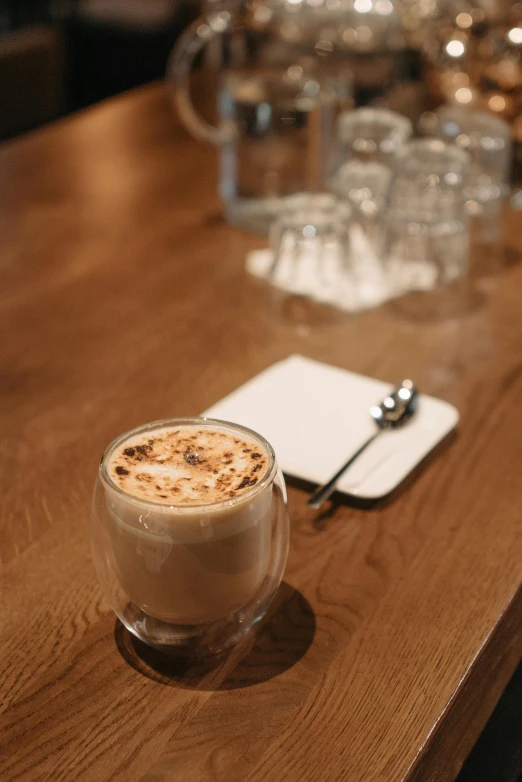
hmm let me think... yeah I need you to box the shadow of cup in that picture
[115,581,316,691]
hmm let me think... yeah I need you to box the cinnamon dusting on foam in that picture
[107,425,269,505]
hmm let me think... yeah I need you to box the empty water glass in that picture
[328,108,413,259]
[330,107,413,204]
[430,106,512,243]
[387,138,471,309]
[267,193,356,319]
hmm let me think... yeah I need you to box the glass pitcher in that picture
[166,0,353,232]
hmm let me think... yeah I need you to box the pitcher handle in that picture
[167,11,235,145]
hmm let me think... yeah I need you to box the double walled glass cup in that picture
[92,418,290,657]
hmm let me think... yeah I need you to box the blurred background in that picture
[2,0,521,148]
[0,0,196,139]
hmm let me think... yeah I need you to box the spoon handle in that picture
[307,431,380,509]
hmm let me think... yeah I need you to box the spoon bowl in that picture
[370,379,418,429]
[308,379,419,509]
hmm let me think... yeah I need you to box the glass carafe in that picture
[167,0,356,232]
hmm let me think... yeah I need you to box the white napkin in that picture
[203,355,459,499]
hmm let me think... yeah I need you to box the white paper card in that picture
[203,355,459,499]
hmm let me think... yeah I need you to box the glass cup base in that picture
[119,577,278,658]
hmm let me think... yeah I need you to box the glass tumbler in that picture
[387,138,471,300]
[92,418,290,657]
[267,193,356,316]
[430,106,512,242]
[328,108,413,260]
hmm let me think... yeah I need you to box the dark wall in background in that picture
[63,11,192,111]
[0,0,193,138]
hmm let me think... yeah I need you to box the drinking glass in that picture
[387,138,471,304]
[92,418,290,657]
[328,107,413,259]
[430,106,512,241]
[267,193,356,315]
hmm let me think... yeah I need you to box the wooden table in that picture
[1,83,521,782]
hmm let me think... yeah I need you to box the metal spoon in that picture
[307,379,418,509]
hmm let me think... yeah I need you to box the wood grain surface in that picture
[0,83,521,782]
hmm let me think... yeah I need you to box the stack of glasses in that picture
[262,103,512,320]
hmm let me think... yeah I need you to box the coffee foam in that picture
[106,424,269,506]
